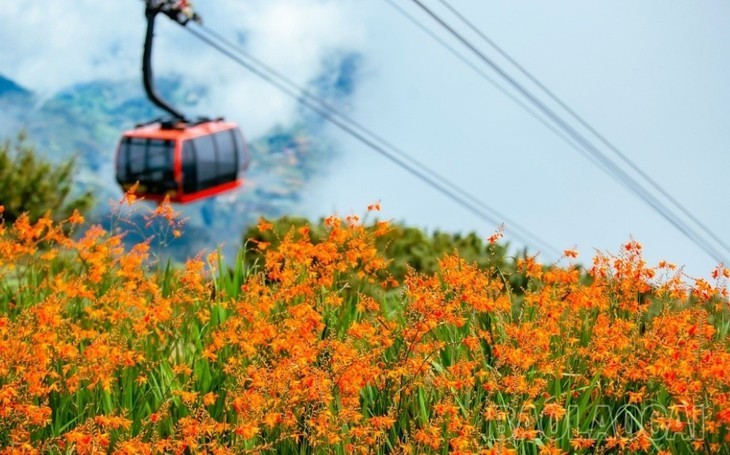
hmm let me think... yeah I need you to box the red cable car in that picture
[115,0,249,203]
[116,120,249,203]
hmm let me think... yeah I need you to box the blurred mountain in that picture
[0,53,362,260]
[0,76,30,97]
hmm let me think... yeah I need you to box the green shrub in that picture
[0,133,93,223]
[242,215,519,283]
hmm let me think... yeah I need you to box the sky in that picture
[1,0,729,278]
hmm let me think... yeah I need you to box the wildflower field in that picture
[0,199,729,454]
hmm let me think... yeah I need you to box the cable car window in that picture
[147,140,172,171]
[127,138,147,174]
[182,140,197,193]
[116,137,175,194]
[215,130,237,179]
[116,144,128,183]
[232,129,249,172]
[193,135,217,189]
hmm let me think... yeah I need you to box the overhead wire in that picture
[408,0,729,264]
[432,0,730,257]
[399,0,728,264]
[183,23,562,258]
[380,0,594,169]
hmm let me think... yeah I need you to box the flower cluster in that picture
[0,200,728,454]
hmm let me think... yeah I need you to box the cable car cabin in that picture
[115,120,250,203]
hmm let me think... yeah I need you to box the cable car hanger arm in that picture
[143,0,202,122]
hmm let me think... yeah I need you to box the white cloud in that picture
[0,2,141,95]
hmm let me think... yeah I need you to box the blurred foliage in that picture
[242,215,528,286]
[0,133,93,223]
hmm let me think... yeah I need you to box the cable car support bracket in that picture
[142,0,202,125]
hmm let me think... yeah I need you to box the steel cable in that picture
[184,23,562,258]
[403,0,728,264]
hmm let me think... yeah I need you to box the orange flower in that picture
[68,209,85,225]
[570,437,595,450]
[627,388,645,404]
[539,442,566,455]
[234,423,260,440]
[367,202,381,212]
[542,403,566,420]
[487,224,504,244]
[257,218,273,232]
[203,392,218,406]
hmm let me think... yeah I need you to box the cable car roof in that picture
[122,119,240,141]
